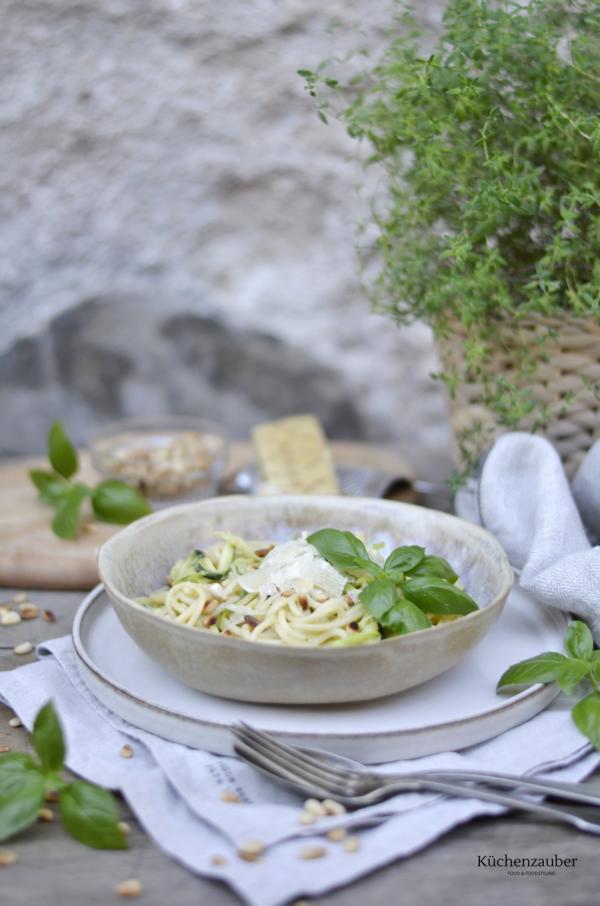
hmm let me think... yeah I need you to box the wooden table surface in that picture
[1,588,599,906]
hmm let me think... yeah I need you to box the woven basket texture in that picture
[439,313,600,476]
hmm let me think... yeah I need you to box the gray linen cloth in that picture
[473,432,600,644]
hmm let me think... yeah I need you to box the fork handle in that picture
[398,770,600,808]
[378,778,600,833]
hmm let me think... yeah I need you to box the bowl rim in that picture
[97,495,514,657]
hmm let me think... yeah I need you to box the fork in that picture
[232,724,600,834]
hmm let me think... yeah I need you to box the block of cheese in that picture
[252,415,340,495]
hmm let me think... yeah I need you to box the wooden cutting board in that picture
[0,443,413,591]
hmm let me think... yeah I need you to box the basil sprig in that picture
[497,620,600,752]
[0,702,127,849]
[307,528,477,638]
[29,421,151,540]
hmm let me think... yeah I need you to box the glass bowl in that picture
[90,416,229,507]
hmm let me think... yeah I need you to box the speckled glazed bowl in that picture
[97,496,514,705]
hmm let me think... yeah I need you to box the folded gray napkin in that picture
[473,433,600,644]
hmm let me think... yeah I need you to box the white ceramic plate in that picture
[73,584,565,763]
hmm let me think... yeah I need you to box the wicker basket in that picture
[438,313,600,476]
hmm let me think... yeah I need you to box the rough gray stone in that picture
[0,0,453,477]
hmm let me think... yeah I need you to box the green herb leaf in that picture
[48,421,78,480]
[589,651,600,686]
[29,470,69,505]
[359,578,397,621]
[0,758,45,842]
[52,483,90,540]
[406,554,458,584]
[565,621,594,661]
[59,781,127,850]
[379,597,431,635]
[91,480,152,525]
[572,691,600,751]
[497,652,573,694]
[307,529,382,577]
[32,702,65,774]
[402,576,478,615]
[383,545,425,575]
[556,659,591,696]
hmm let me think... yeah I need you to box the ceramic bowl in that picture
[97,495,514,705]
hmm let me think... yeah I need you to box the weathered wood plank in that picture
[1,587,598,906]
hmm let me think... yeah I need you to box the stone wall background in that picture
[0,0,452,478]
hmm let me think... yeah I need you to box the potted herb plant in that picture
[302,0,600,476]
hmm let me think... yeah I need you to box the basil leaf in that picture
[29,469,69,506]
[565,621,594,661]
[33,702,65,774]
[407,554,458,584]
[359,578,397,621]
[59,781,127,850]
[572,691,600,751]
[379,597,431,635]
[48,421,79,480]
[556,658,591,696]
[403,576,478,615]
[497,652,572,693]
[91,481,152,525]
[0,754,41,799]
[307,529,381,577]
[0,765,45,842]
[383,545,425,575]
[589,651,600,686]
[52,483,90,540]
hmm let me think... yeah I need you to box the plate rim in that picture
[72,584,564,745]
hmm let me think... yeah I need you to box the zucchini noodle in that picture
[136,533,381,647]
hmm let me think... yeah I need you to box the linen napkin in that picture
[472,433,600,644]
[0,628,598,906]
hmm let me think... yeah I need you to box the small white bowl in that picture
[98,496,513,705]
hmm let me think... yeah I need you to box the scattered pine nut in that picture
[327,827,347,842]
[0,746,11,753]
[8,716,22,728]
[210,854,227,866]
[343,836,360,853]
[115,879,143,898]
[238,839,264,862]
[322,799,346,816]
[293,901,311,906]
[45,790,59,803]
[12,592,27,604]
[14,642,33,655]
[298,845,327,860]
[0,850,17,867]
[303,798,327,817]
[117,821,131,835]
[42,610,56,623]
[120,744,134,759]
[219,789,241,803]
[298,811,316,826]
[1,611,21,626]
[19,604,39,620]
[38,807,54,822]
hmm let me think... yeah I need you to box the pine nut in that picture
[343,835,360,853]
[1,611,20,626]
[12,592,27,604]
[8,716,22,728]
[322,799,346,816]
[327,827,347,842]
[118,821,132,835]
[42,610,56,623]
[298,845,327,860]
[238,839,264,861]
[45,790,59,802]
[14,642,33,655]
[0,746,11,753]
[0,850,17,867]
[38,807,54,822]
[115,879,143,898]
[219,789,241,803]
[298,811,316,825]
[210,854,227,866]
[119,744,134,758]
[19,604,38,620]
[303,798,327,817]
